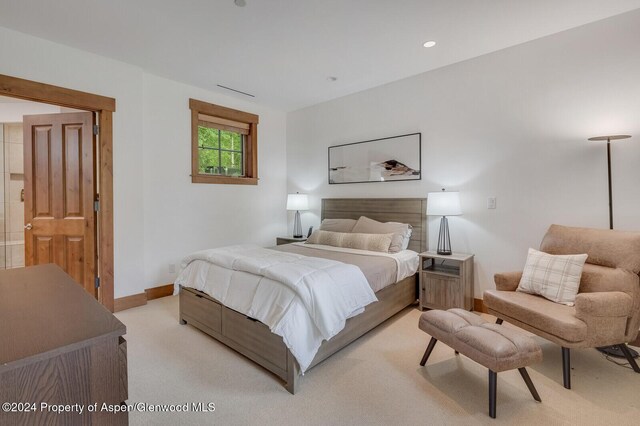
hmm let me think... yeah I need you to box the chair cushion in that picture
[540,224,640,274]
[517,248,587,306]
[419,308,542,372]
[484,290,587,343]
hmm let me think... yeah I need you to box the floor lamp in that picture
[588,134,638,359]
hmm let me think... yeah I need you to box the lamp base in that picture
[597,345,639,359]
[292,210,303,239]
[436,216,452,255]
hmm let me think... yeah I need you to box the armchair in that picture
[484,224,640,389]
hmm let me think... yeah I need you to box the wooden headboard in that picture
[321,198,428,253]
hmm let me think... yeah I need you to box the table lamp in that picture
[287,193,309,238]
[427,189,462,255]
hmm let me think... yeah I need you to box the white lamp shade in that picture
[427,191,462,216]
[286,193,309,211]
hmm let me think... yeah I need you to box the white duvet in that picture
[175,244,377,372]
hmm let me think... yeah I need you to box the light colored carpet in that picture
[115,296,640,425]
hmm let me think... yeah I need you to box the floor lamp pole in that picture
[607,138,613,230]
[589,134,636,359]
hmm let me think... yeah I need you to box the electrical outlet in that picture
[168,264,176,274]
[487,197,497,209]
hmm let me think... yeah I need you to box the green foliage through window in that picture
[198,126,244,176]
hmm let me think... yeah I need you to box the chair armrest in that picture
[575,292,632,318]
[494,271,522,291]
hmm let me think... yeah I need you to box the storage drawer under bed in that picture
[179,287,288,372]
[180,287,222,333]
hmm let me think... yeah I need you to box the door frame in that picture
[0,73,116,311]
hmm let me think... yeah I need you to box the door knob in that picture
[24,223,33,230]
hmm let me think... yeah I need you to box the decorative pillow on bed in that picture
[516,248,588,306]
[306,230,393,252]
[319,218,357,233]
[351,216,412,253]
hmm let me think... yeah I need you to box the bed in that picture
[177,198,428,393]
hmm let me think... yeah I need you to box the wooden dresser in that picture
[0,265,128,425]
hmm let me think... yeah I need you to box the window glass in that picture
[198,126,244,176]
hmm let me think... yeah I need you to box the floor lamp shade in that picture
[427,191,462,255]
[287,193,309,238]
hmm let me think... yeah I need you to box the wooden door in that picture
[23,112,97,297]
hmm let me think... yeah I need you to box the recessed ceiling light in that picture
[327,76,337,82]
[423,41,437,48]
[234,0,246,7]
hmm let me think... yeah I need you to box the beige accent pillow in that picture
[516,248,588,306]
[351,216,410,253]
[319,218,357,233]
[306,230,393,253]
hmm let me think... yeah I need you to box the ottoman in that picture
[418,308,543,418]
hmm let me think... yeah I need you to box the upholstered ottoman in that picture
[418,309,543,418]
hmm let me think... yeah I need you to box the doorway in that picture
[0,74,116,311]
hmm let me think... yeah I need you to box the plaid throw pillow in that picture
[517,248,588,306]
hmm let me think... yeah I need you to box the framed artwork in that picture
[328,133,421,184]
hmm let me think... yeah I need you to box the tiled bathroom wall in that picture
[2,123,24,268]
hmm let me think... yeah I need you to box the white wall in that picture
[0,26,288,298]
[0,102,62,123]
[142,74,287,287]
[286,10,640,298]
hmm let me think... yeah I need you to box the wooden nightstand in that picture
[276,236,307,245]
[419,251,474,311]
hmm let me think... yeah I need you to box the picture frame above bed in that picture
[328,133,421,184]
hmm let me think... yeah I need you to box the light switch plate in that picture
[487,197,497,209]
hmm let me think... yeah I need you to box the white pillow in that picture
[516,248,588,306]
[401,226,413,250]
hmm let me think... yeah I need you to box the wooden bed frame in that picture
[179,198,428,393]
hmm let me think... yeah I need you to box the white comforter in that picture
[175,245,377,372]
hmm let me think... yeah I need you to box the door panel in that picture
[33,125,53,217]
[24,112,96,297]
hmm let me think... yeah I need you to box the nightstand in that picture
[419,251,474,311]
[276,236,307,245]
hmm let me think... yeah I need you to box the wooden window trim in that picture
[189,98,259,185]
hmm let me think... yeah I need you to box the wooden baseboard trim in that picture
[473,298,487,313]
[114,283,175,312]
[145,283,175,301]
[114,292,147,312]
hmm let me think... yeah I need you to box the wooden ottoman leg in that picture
[488,370,497,418]
[420,337,438,366]
[518,368,541,402]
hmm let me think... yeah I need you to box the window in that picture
[189,98,259,184]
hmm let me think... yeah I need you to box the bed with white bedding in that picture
[177,198,427,393]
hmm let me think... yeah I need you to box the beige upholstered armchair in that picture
[484,224,640,389]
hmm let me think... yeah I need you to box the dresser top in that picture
[0,265,126,372]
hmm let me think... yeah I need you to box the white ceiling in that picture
[1,0,639,111]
